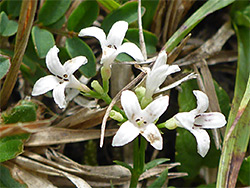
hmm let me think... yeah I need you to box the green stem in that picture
[103,79,109,93]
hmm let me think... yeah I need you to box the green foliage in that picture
[141,0,159,29]
[96,0,120,12]
[38,0,71,26]
[66,37,96,78]
[0,134,29,162]
[0,11,18,37]
[238,156,250,185]
[2,100,37,124]
[0,164,27,187]
[114,160,133,172]
[231,1,250,28]
[31,26,55,58]
[148,167,168,188]
[144,158,169,171]
[101,1,145,33]
[0,56,10,80]
[6,0,21,18]
[67,0,99,32]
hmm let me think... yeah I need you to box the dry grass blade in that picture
[174,21,235,67]
[0,119,51,138]
[25,127,117,146]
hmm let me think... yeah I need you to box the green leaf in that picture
[148,167,168,188]
[47,16,66,29]
[38,0,71,26]
[126,29,158,55]
[142,0,159,29]
[0,164,27,187]
[31,26,55,58]
[114,160,133,172]
[238,156,250,185]
[0,134,29,162]
[67,0,99,32]
[144,158,169,172]
[66,37,96,78]
[0,56,10,80]
[96,0,120,12]
[231,1,250,28]
[164,0,236,52]
[7,0,21,18]
[2,100,37,124]
[0,11,18,37]
[101,1,145,33]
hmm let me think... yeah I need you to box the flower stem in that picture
[130,136,146,188]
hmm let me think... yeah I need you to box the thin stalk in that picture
[0,0,37,109]
[138,0,147,60]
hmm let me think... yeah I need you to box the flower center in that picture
[135,118,147,127]
[57,74,69,84]
[107,44,117,50]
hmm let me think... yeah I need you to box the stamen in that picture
[63,74,68,78]
[57,75,63,79]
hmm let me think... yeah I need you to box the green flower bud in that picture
[109,110,124,122]
[91,80,104,94]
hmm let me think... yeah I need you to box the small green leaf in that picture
[0,11,18,37]
[0,56,10,80]
[47,16,66,29]
[148,167,168,188]
[67,0,99,32]
[7,0,22,18]
[66,37,96,78]
[38,0,71,26]
[101,1,145,33]
[126,29,158,55]
[238,156,250,185]
[0,164,27,187]
[114,160,133,172]
[31,26,55,58]
[2,100,37,124]
[0,138,23,162]
[142,0,159,29]
[144,158,169,172]
[96,0,120,12]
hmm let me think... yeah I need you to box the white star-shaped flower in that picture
[145,51,180,98]
[174,90,226,157]
[112,90,169,150]
[32,46,89,109]
[78,21,144,68]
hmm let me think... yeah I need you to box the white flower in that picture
[78,21,144,67]
[112,90,169,150]
[32,46,89,109]
[145,51,180,98]
[174,90,226,157]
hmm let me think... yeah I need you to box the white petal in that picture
[64,56,87,75]
[165,64,181,76]
[67,75,83,90]
[142,95,169,123]
[174,112,196,130]
[121,90,142,121]
[189,128,210,157]
[107,21,128,47]
[152,51,167,71]
[145,65,170,97]
[78,27,107,48]
[32,75,59,96]
[117,42,144,61]
[46,46,66,76]
[112,121,140,147]
[100,46,117,66]
[141,123,163,150]
[193,90,209,114]
[53,82,67,109]
[65,88,80,103]
[194,112,227,128]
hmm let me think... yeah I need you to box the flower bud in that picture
[91,80,104,94]
[109,110,124,122]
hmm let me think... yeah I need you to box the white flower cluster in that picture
[32,21,226,157]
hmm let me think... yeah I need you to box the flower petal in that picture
[174,112,196,130]
[165,64,180,76]
[78,27,107,48]
[194,112,226,128]
[67,75,84,90]
[142,95,169,123]
[64,56,87,75]
[189,128,210,157]
[46,46,66,76]
[152,51,167,71]
[112,121,140,147]
[53,82,67,109]
[32,75,59,96]
[141,123,163,150]
[117,42,144,61]
[107,21,128,47]
[121,90,142,121]
[193,90,209,114]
